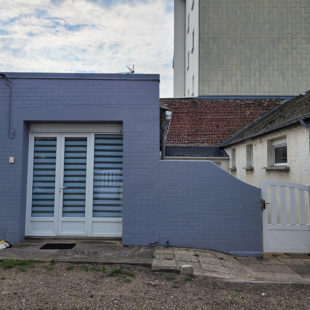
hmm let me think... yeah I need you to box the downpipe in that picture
[0,73,15,139]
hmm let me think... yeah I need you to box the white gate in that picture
[262,180,310,253]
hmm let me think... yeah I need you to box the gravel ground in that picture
[0,260,310,310]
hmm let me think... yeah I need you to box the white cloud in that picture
[0,0,173,97]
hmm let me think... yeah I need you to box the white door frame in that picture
[58,133,90,236]
[25,123,123,238]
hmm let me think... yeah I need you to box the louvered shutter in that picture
[93,134,123,217]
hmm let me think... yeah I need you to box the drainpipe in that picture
[300,119,310,150]
[161,111,172,160]
[0,73,15,139]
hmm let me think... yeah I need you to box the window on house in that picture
[191,75,194,96]
[246,144,253,168]
[191,30,194,53]
[187,13,190,33]
[273,139,287,165]
[187,51,190,70]
[231,148,236,170]
[268,137,288,167]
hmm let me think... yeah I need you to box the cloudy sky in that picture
[0,0,174,97]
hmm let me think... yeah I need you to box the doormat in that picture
[40,243,76,250]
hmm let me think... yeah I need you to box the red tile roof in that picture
[160,98,283,145]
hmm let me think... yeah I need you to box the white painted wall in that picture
[174,0,186,97]
[185,0,199,97]
[199,0,310,96]
[225,125,310,187]
[174,0,310,97]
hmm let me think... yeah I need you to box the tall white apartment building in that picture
[174,0,310,97]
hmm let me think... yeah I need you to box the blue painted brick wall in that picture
[0,73,262,256]
[0,74,160,243]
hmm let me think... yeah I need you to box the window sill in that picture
[265,166,290,172]
[243,166,254,171]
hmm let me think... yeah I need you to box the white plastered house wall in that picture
[224,125,310,188]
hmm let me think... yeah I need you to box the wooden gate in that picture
[262,180,310,253]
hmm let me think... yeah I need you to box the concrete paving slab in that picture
[286,265,310,280]
[152,247,310,284]
[278,257,310,266]
[152,258,178,272]
[0,239,154,266]
[2,241,310,284]
[198,256,223,265]
[260,258,285,265]
[197,251,217,259]
[174,250,199,262]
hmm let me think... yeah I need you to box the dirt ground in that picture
[0,260,310,310]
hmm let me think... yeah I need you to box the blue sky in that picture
[0,0,174,97]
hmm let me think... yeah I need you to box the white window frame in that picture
[191,75,195,96]
[273,138,287,166]
[246,144,253,168]
[231,148,236,170]
[191,30,195,53]
[187,51,190,70]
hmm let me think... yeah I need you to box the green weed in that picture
[66,265,75,271]
[165,276,176,282]
[123,278,132,283]
[0,259,35,269]
[44,265,54,271]
[108,268,135,277]
[17,267,26,272]
[79,266,89,272]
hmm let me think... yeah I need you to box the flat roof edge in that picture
[0,72,160,81]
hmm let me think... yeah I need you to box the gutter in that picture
[0,74,15,139]
[223,113,310,148]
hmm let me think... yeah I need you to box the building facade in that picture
[0,72,262,256]
[223,92,310,187]
[225,125,310,188]
[174,0,310,97]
